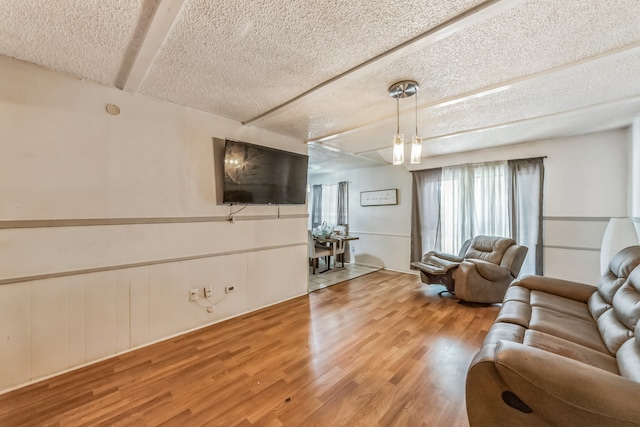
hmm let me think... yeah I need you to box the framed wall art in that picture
[360,189,397,206]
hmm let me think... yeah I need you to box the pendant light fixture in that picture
[388,80,421,165]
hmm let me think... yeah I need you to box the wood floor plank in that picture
[0,270,499,426]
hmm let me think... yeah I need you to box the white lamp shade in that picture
[392,133,404,165]
[600,217,640,274]
[410,135,422,164]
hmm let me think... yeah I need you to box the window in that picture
[311,181,349,229]
[440,162,509,254]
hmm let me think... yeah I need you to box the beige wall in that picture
[0,57,308,393]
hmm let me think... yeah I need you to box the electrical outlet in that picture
[204,286,212,298]
[225,286,235,294]
[189,288,198,301]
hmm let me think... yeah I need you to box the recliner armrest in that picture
[431,251,464,263]
[463,259,512,281]
[512,275,596,303]
[492,340,640,425]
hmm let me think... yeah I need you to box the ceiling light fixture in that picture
[388,80,421,165]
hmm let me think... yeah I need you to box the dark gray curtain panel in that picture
[311,184,323,228]
[508,157,545,275]
[337,181,349,226]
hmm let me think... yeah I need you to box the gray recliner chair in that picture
[412,235,528,303]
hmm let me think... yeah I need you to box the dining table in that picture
[314,235,359,271]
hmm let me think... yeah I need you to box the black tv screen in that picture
[222,139,308,205]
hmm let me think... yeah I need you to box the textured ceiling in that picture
[0,0,639,175]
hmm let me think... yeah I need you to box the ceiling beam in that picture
[121,0,185,92]
[307,42,640,147]
[242,0,527,126]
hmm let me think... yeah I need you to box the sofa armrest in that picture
[512,275,597,303]
[494,340,640,425]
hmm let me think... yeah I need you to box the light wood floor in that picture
[0,270,499,427]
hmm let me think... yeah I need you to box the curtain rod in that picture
[409,156,547,173]
[311,181,352,185]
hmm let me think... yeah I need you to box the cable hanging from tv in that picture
[227,204,248,223]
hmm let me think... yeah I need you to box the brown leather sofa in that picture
[466,245,640,426]
[412,235,528,303]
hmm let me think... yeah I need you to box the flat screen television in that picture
[222,139,308,205]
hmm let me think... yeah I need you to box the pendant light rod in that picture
[415,89,418,135]
[396,97,400,133]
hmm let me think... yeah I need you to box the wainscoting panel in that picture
[159,260,194,338]
[115,269,131,353]
[29,277,68,380]
[130,266,150,348]
[84,271,118,363]
[0,283,30,389]
[149,265,164,343]
[68,275,86,366]
[208,253,250,322]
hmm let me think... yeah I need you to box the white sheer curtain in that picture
[439,161,509,254]
[320,183,339,226]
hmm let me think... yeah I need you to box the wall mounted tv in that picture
[222,139,308,205]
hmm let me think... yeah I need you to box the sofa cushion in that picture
[522,329,619,374]
[530,290,593,321]
[529,306,609,353]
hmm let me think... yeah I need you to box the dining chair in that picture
[329,225,347,267]
[308,230,331,274]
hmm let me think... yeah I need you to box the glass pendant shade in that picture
[410,135,422,164]
[392,133,404,165]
